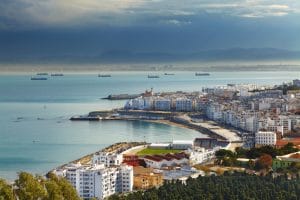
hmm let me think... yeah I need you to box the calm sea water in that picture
[0,71,299,180]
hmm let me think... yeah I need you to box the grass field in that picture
[136,148,182,156]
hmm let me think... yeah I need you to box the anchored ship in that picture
[164,73,175,75]
[195,72,210,76]
[51,73,64,76]
[98,74,112,77]
[36,73,48,76]
[148,75,160,78]
[31,77,48,80]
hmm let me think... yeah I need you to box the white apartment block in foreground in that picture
[65,163,133,200]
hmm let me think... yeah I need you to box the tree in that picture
[0,179,15,200]
[55,177,80,200]
[256,154,273,170]
[15,172,47,200]
[0,172,80,200]
[47,172,80,200]
[215,149,236,165]
[287,162,300,175]
[45,180,64,200]
[279,143,297,155]
[109,172,300,200]
[235,147,248,158]
[248,159,255,169]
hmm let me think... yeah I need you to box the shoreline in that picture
[53,110,243,176]
[140,119,243,151]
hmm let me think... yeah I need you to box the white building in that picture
[149,143,171,149]
[187,147,219,165]
[143,97,154,110]
[65,163,133,200]
[258,101,271,111]
[244,115,259,133]
[255,131,277,146]
[154,98,171,111]
[172,140,194,150]
[175,98,194,112]
[263,116,292,135]
[293,79,300,87]
[206,103,223,121]
[92,152,123,167]
[132,97,145,110]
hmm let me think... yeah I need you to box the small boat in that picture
[164,73,175,75]
[98,74,111,77]
[36,72,48,76]
[148,75,160,78]
[195,72,210,76]
[51,73,64,76]
[31,77,48,80]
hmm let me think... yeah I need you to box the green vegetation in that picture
[109,172,300,200]
[235,143,298,159]
[0,179,14,200]
[215,143,299,172]
[0,172,80,200]
[136,148,182,156]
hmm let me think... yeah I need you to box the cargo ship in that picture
[98,74,112,77]
[51,73,64,76]
[148,75,160,78]
[164,73,175,75]
[31,77,48,80]
[36,73,48,76]
[195,72,210,76]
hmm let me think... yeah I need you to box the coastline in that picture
[51,116,242,175]
[60,115,240,171]
[139,118,242,151]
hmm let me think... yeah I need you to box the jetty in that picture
[102,94,141,100]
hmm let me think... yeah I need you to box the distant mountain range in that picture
[1,48,300,64]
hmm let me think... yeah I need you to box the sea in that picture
[0,71,299,180]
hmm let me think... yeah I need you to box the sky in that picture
[0,0,300,61]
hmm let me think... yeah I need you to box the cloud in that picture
[162,19,192,26]
[0,0,299,29]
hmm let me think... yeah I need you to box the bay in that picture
[0,70,299,180]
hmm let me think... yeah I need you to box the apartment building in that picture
[92,152,123,167]
[255,131,277,147]
[65,163,133,200]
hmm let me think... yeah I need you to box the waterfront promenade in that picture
[72,109,243,148]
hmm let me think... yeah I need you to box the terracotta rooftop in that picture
[276,137,300,148]
[143,153,188,162]
[289,153,300,159]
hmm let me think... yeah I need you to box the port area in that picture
[102,94,141,100]
[70,109,243,147]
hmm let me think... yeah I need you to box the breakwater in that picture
[50,142,146,174]
[102,94,141,100]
